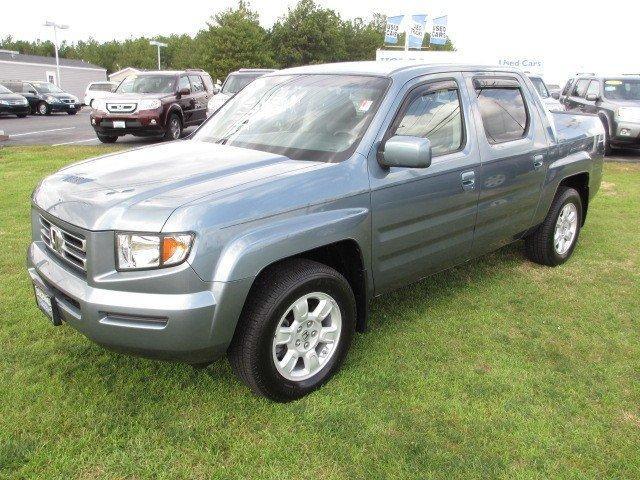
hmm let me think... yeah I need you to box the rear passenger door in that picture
[369,73,481,293]
[465,73,549,257]
[188,74,208,124]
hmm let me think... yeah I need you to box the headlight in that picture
[21,97,28,104]
[0,100,8,105]
[116,233,194,270]
[617,107,640,123]
[70,96,78,103]
[138,99,161,111]
[46,95,60,103]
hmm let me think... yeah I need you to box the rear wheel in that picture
[524,187,582,266]
[97,134,118,144]
[164,113,182,141]
[228,259,356,402]
[37,102,50,115]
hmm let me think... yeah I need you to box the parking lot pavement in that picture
[0,109,195,147]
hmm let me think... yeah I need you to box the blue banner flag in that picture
[430,16,448,45]
[384,15,404,44]
[408,14,428,49]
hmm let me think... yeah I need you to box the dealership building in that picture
[0,50,107,99]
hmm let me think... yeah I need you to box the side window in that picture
[586,80,600,98]
[573,79,589,97]
[476,86,528,144]
[562,80,574,96]
[177,76,191,93]
[389,84,464,156]
[189,75,204,93]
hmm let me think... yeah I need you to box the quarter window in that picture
[476,87,528,144]
[390,85,463,156]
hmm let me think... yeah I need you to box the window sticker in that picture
[605,80,622,85]
[358,99,373,112]
[605,86,616,91]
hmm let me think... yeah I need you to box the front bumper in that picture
[611,120,640,144]
[50,102,81,113]
[0,104,29,115]
[91,110,165,137]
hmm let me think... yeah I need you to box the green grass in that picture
[1,146,639,479]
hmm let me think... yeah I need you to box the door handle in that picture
[533,154,544,169]
[461,170,475,191]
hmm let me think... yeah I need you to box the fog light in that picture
[150,118,157,125]
[620,128,631,136]
[91,118,96,125]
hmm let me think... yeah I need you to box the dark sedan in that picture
[0,84,29,117]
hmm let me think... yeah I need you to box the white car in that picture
[528,75,564,111]
[84,81,118,108]
[206,69,277,116]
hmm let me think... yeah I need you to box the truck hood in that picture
[103,92,170,102]
[33,140,319,231]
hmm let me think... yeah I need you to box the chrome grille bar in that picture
[39,216,87,272]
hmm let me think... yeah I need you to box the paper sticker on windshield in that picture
[605,80,622,85]
[358,100,373,112]
[605,86,616,91]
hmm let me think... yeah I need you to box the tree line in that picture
[1,0,454,82]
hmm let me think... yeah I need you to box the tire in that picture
[37,102,50,115]
[164,113,182,141]
[524,187,582,267]
[97,134,118,144]
[16,113,27,118]
[600,116,613,156]
[228,258,356,402]
[89,99,94,109]
[67,110,77,115]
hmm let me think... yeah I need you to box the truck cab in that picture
[28,62,604,401]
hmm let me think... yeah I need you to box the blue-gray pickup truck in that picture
[28,62,604,401]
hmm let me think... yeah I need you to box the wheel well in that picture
[559,173,589,225]
[166,107,183,125]
[252,240,369,333]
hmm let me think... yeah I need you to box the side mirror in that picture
[551,92,560,100]
[178,87,191,96]
[585,93,599,102]
[379,136,432,169]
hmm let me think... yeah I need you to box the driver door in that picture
[177,75,196,126]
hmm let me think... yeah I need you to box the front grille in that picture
[106,103,136,113]
[9,100,25,105]
[40,216,87,272]
[61,98,74,104]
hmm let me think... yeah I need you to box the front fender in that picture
[213,207,370,283]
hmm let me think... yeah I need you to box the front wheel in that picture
[163,113,182,141]
[37,102,50,115]
[524,187,582,266]
[16,113,28,118]
[228,259,356,401]
[67,110,77,115]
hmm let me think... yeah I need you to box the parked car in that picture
[28,63,603,401]
[528,75,563,111]
[206,68,276,116]
[0,80,80,115]
[84,81,117,108]
[0,83,29,117]
[547,83,561,98]
[90,69,214,143]
[561,74,640,154]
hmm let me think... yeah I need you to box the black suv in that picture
[0,80,80,115]
[0,83,29,117]
[90,69,214,143]
[561,74,640,153]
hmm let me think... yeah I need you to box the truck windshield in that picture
[116,75,176,94]
[195,74,389,162]
[603,79,640,100]
[222,74,261,95]
[0,85,11,94]
[530,77,549,98]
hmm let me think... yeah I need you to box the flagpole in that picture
[404,15,409,51]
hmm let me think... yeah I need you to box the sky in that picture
[2,0,640,84]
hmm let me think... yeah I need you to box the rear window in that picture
[221,74,261,95]
[476,87,528,144]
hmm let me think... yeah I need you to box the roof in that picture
[0,51,105,70]
[274,61,520,78]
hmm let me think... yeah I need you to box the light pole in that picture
[43,21,69,88]
[149,40,167,70]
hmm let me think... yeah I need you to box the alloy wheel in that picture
[554,203,578,255]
